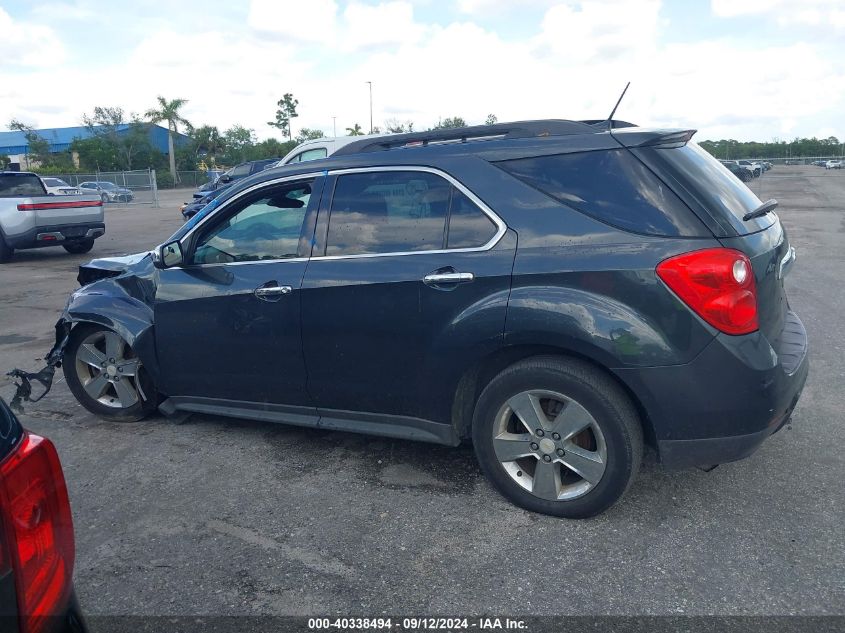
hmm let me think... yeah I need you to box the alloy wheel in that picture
[74,330,144,409]
[492,389,607,501]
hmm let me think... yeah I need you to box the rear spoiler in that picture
[611,129,697,149]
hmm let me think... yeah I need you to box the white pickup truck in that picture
[0,171,105,263]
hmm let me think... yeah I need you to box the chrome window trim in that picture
[313,165,507,261]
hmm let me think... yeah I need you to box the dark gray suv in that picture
[31,120,808,518]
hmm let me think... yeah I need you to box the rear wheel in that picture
[63,325,156,422]
[472,357,643,518]
[63,239,95,254]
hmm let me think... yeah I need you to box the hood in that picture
[77,251,152,286]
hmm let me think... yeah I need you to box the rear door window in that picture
[325,171,451,256]
[446,190,497,248]
[495,149,707,237]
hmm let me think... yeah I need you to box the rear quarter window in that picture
[495,149,708,237]
[633,142,771,236]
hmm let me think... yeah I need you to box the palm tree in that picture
[346,123,364,136]
[145,96,191,182]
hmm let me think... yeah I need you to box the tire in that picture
[101,193,109,203]
[0,234,13,263]
[63,239,95,255]
[63,325,156,422]
[472,356,643,519]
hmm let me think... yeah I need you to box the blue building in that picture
[0,123,188,165]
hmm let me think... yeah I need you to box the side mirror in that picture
[219,174,232,184]
[155,241,184,269]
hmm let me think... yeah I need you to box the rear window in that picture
[634,142,771,236]
[495,149,707,237]
[0,173,46,197]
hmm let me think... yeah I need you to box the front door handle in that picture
[423,271,475,285]
[254,283,292,302]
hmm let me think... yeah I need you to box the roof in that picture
[0,123,188,156]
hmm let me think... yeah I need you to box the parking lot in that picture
[0,167,843,616]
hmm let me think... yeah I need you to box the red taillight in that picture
[17,200,102,211]
[656,248,759,335]
[0,433,74,633]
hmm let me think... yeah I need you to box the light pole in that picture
[332,116,337,139]
[366,81,373,134]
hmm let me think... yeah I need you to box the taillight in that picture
[0,433,74,633]
[656,248,758,335]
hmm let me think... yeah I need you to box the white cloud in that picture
[247,0,339,41]
[2,0,844,143]
[0,7,65,67]
[711,0,845,31]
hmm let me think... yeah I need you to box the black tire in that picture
[741,171,752,183]
[63,239,95,254]
[101,193,109,203]
[472,356,643,519]
[0,234,13,263]
[63,324,156,422]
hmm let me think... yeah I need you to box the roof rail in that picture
[331,119,599,157]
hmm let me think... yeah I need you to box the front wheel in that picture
[472,357,643,519]
[63,325,156,422]
[63,239,95,254]
[100,193,109,203]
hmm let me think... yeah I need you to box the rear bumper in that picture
[616,311,809,469]
[6,223,105,250]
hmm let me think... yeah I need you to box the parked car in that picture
[737,159,762,177]
[274,135,390,168]
[0,171,105,262]
[719,160,752,182]
[825,160,842,169]
[78,181,134,203]
[181,183,232,220]
[0,396,87,632]
[812,160,827,167]
[40,178,81,196]
[192,159,279,199]
[38,120,808,519]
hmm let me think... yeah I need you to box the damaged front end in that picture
[7,251,159,412]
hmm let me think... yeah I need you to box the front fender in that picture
[53,274,159,381]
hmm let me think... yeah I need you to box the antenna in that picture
[606,82,631,131]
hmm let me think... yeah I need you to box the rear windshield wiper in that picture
[743,199,778,222]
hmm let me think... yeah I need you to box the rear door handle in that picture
[423,272,475,285]
[254,283,292,301]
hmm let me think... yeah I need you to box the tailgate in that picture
[19,195,104,227]
[720,218,791,345]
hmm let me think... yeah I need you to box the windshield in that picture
[99,182,117,190]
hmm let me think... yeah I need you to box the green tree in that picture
[222,125,256,164]
[485,114,498,125]
[295,128,325,144]
[82,106,152,170]
[0,155,9,169]
[144,96,191,182]
[268,93,299,141]
[433,116,467,130]
[384,118,415,134]
[191,125,224,166]
[346,123,364,136]
[9,119,53,168]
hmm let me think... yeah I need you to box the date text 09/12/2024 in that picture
[307,617,528,630]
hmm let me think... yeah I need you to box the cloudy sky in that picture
[1,0,844,142]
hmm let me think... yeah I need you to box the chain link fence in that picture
[48,169,160,207]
